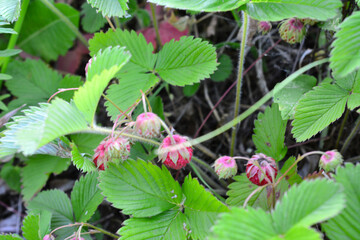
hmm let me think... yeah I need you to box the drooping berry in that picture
[213,156,237,179]
[258,21,272,35]
[43,235,54,240]
[158,135,193,170]
[301,18,317,26]
[246,153,278,186]
[279,18,306,44]
[319,150,343,172]
[135,112,161,138]
[93,136,131,170]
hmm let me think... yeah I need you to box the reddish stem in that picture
[194,39,282,138]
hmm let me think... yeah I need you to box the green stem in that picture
[90,126,161,146]
[189,162,225,202]
[230,11,249,156]
[341,115,360,154]
[83,223,119,239]
[0,0,30,84]
[150,3,162,49]
[39,0,88,47]
[335,108,349,149]
[182,59,328,150]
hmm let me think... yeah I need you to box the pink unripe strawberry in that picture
[158,135,193,170]
[43,235,54,240]
[93,136,131,170]
[135,112,161,138]
[213,156,237,179]
[319,150,343,172]
[258,21,272,35]
[246,153,278,186]
[279,18,306,44]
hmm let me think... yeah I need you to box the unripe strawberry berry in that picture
[93,136,131,170]
[246,153,278,186]
[279,18,306,44]
[158,135,193,170]
[135,112,161,138]
[213,156,237,179]
[301,18,317,26]
[258,21,272,35]
[43,235,54,240]
[319,150,343,172]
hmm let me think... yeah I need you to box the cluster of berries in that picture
[92,112,193,171]
[213,150,343,186]
[257,18,317,44]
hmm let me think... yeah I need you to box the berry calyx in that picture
[301,18,317,26]
[319,150,343,172]
[158,135,193,170]
[279,18,306,44]
[213,156,237,179]
[246,153,278,186]
[93,136,131,170]
[258,21,272,35]
[135,112,161,138]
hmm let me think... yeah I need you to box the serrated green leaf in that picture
[0,235,23,240]
[0,0,21,22]
[322,163,360,240]
[5,59,63,108]
[105,72,159,120]
[129,142,157,162]
[27,190,75,237]
[272,179,345,234]
[22,214,41,240]
[244,0,342,21]
[292,83,349,142]
[146,0,248,12]
[0,99,89,157]
[210,207,277,240]
[226,173,265,207]
[155,36,218,86]
[252,103,287,161]
[80,2,107,33]
[118,210,189,240]
[182,175,229,240]
[211,54,233,82]
[21,155,70,201]
[274,74,317,120]
[334,71,360,110]
[183,83,200,97]
[279,226,322,240]
[70,142,97,172]
[71,172,103,222]
[0,49,22,57]
[17,0,79,61]
[99,160,182,217]
[38,210,52,238]
[89,29,156,71]
[73,46,131,124]
[280,157,302,186]
[330,11,360,78]
[87,0,129,18]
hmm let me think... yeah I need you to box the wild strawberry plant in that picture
[0,0,359,239]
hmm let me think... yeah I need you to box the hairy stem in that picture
[83,223,119,239]
[150,3,162,49]
[335,108,349,149]
[0,0,30,88]
[40,0,88,47]
[230,11,249,156]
